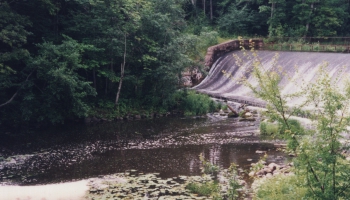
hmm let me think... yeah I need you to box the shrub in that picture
[185,181,221,198]
[252,174,307,200]
[259,121,279,135]
[199,153,219,175]
[171,90,220,116]
[226,163,242,199]
[186,181,219,197]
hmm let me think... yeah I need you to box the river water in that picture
[0,115,288,186]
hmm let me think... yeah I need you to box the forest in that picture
[1,0,350,126]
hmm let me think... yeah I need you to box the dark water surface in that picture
[0,116,287,186]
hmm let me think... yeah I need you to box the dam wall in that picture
[204,39,264,68]
[195,51,350,107]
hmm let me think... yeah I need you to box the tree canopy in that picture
[1,0,350,125]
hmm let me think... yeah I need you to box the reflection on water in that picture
[0,116,287,186]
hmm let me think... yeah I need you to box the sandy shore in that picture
[0,180,89,200]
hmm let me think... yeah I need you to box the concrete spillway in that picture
[193,51,350,107]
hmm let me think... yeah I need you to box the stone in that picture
[256,170,266,176]
[268,163,279,171]
[244,112,252,117]
[248,171,255,177]
[264,167,273,174]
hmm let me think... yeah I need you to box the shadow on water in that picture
[0,116,288,186]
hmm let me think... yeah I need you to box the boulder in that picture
[268,163,279,171]
[244,112,252,118]
[248,171,255,177]
[263,167,273,174]
[256,170,266,176]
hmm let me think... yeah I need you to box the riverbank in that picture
[0,180,89,200]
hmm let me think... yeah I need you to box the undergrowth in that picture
[185,181,222,199]
[252,174,307,200]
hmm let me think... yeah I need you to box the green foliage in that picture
[174,90,219,116]
[221,104,228,111]
[217,2,263,36]
[185,181,221,198]
[23,37,97,123]
[250,154,267,174]
[199,153,220,175]
[259,121,278,135]
[253,174,307,200]
[260,119,304,150]
[194,28,219,58]
[226,163,242,199]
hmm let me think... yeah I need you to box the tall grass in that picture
[172,90,221,116]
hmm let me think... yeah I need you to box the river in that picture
[0,113,288,188]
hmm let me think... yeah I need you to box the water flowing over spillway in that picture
[194,51,350,106]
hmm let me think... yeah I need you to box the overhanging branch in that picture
[0,69,34,108]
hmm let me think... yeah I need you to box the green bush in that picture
[185,181,221,199]
[259,121,279,135]
[171,90,220,116]
[252,174,307,200]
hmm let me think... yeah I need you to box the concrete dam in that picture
[193,50,350,107]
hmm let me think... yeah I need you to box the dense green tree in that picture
[22,37,97,123]
[217,1,268,36]
[0,2,31,107]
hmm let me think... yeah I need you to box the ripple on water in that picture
[0,116,289,186]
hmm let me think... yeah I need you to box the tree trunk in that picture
[269,1,275,37]
[271,1,275,18]
[227,104,238,115]
[105,77,108,95]
[210,0,213,20]
[115,33,127,105]
[93,69,96,90]
[304,2,314,38]
[203,0,205,14]
[110,57,113,90]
